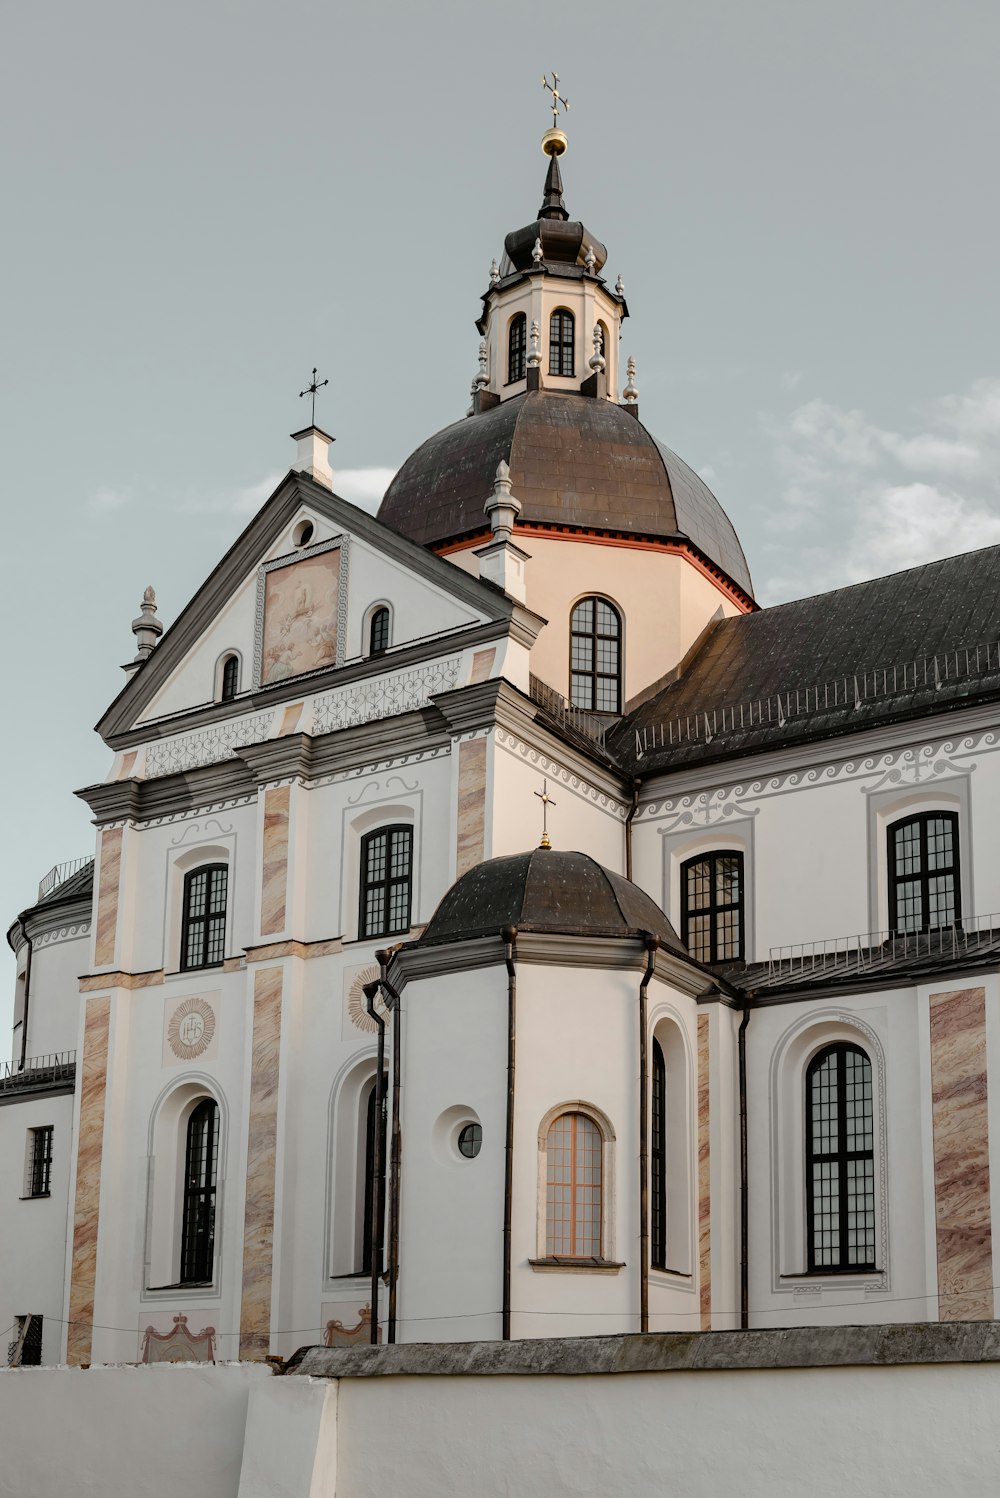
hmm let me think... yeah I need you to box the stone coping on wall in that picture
[287,1322,1000,1379]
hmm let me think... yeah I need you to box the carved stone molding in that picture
[146,712,276,778]
[495,730,628,817]
[313,657,461,733]
[34,921,91,949]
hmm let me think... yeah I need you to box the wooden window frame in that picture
[548,308,575,376]
[507,313,527,384]
[680,850,745,963]
[805,1044,877,1273]
[887,810,961,935]
[368,607,390,656]
[545,1111,603,1258]
[220,654,239,701]
[569,595,622,714]
[650,1040,666,1270]
[28,1126,53,1198]
[180,864,228,972]
[179,1099,219,1285]
[359,825,413,941]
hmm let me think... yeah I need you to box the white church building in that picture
[6,119,1000,1370]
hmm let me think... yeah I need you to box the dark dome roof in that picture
[417,848,685,953]
[377,391,753,598]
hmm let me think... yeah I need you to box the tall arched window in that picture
[545,1111,602,1257]
[651,1038,666,1270]
[888,811,960,934]
[681,851,744,963]
[570,596,622,713]
[368,607,390,656]
[507,313,526,383]
[181,864,228,971]
[548,308,575,376]
[806,1044,876,1272]
[359,825,413,940]
[220,654,239,701]
[360,1077,388,1275]
[180,1099,219,1283]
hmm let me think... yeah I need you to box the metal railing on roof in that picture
[528,674,615,748]
[767,914,1000,982]
[37,857,94,902]
[0,1052,77,1092]
[634,636,1000,759]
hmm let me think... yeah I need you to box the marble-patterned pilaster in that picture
[929,986,993,1321]
[66,995,111,1365]
[468,648,496,684]
[94,827,123,967]
[456,737,487,877]
[260,786,290,937]
[697,1012,711,1331]
[240,966,283,1358]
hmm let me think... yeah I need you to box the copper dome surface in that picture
[377,391,753,597]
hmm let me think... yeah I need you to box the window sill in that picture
[19,1193,51,1201]
[172,963,225,977]
[650,1266,692,1280]
[528,1257,625,1275]
[780,1268,882,1280]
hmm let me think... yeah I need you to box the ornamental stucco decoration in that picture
[313,657,461,733]
[145,711,276,777]
[166,995,217,1061]
[346,965,389,1034]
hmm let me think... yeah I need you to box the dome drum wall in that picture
[476,267,624,402]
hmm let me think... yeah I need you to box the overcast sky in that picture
[3,0,1000,1027]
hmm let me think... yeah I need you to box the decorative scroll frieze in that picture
[145,711,276,778]
[313,657,461,734]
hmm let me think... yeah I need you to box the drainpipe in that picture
[18,924,33,1072]
[501,925,518,1340]
[625,780,641,883]
[639,933,659,1335]
[738,993,753,1330]
[376,951,403,1345]
[363,981,387,1346]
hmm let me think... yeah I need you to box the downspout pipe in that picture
[501,925,518,1341]
[376,950,403,1345]
[625,780,641,883]
[738,993,753,1331]
[638,933,659,1335]
[362,980,386,1346]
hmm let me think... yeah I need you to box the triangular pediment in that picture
[97,470,529,745]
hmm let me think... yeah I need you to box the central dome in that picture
[377,390,753,598]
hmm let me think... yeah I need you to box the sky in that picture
[3,0,1000,1023]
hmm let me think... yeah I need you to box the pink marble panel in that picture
[930,986,993,1321]
[240,966,283,1358]
[94,827,122,967]
[260,786,290,937]
[697,1012,711,1330]
[279,701,304,734]
[468,648,496,684]
[66,995,111,1365]
[456,738,487,877]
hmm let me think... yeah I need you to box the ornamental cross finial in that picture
[542,72,569,128]
[534,777,557,849]
[299,366,329,426]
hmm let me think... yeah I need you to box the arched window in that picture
[596,321,607,360]
[359,826,413,940]
[548,308,575,376]
[220,654,239,701]
[806,1044,876,1272]
[180,864,228,971]
[651,1038,666,1270]
[368,607,390,656]
[545,1111,602,1257]
[507,313,527,383]
[180,1099,219,1283]
[888,811,960,934]
[360,1077,387,1275]
[681,851,744,963]
[570,596,622,713]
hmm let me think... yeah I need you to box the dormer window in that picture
[549,309,575,376]
[508,314,527,383]
[369,607,390,656]
[219,654,239,702]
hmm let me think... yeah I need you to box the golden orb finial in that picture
[541,126,568,158]
[541,73,569,157]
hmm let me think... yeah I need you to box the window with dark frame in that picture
[361,1078,387,1276]
[180,1099,219,1284]
[220,654,239,701]
[651,1039,666,1270]
[369,607,390,656]
[181,865,228,971]
[28,1126,53,1198]
[806,1044,876,1272]
[680,851,744,963]
[545,1111,602,1258]
[888,811,961,934]
[507,313,527,383]
[359,826,413,940]
[9,1315,42,1367]
[548,308,575,376]
[570,596,622,713]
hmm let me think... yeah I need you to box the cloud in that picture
[762,378,1000,603]
[332,467,396,512]
[87,485,131,513]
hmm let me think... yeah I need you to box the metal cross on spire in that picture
[534,778,557,849]
[299,367,329,426]
[541,72,569,128]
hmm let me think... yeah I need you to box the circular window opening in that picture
[293,519,315,547]
[457,1123,482,1159]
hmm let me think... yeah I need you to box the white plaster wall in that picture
[490,733,625,870]
[16,931,88,1058]
[0,1091,74,1367]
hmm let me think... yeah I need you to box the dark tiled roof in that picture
[377,390,753,596]
[416,848,685,954]
[610,546,1000,774]
[34,861,95,912]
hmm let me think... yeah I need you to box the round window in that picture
[457,1123,482,1159]
[293,519,315,547]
